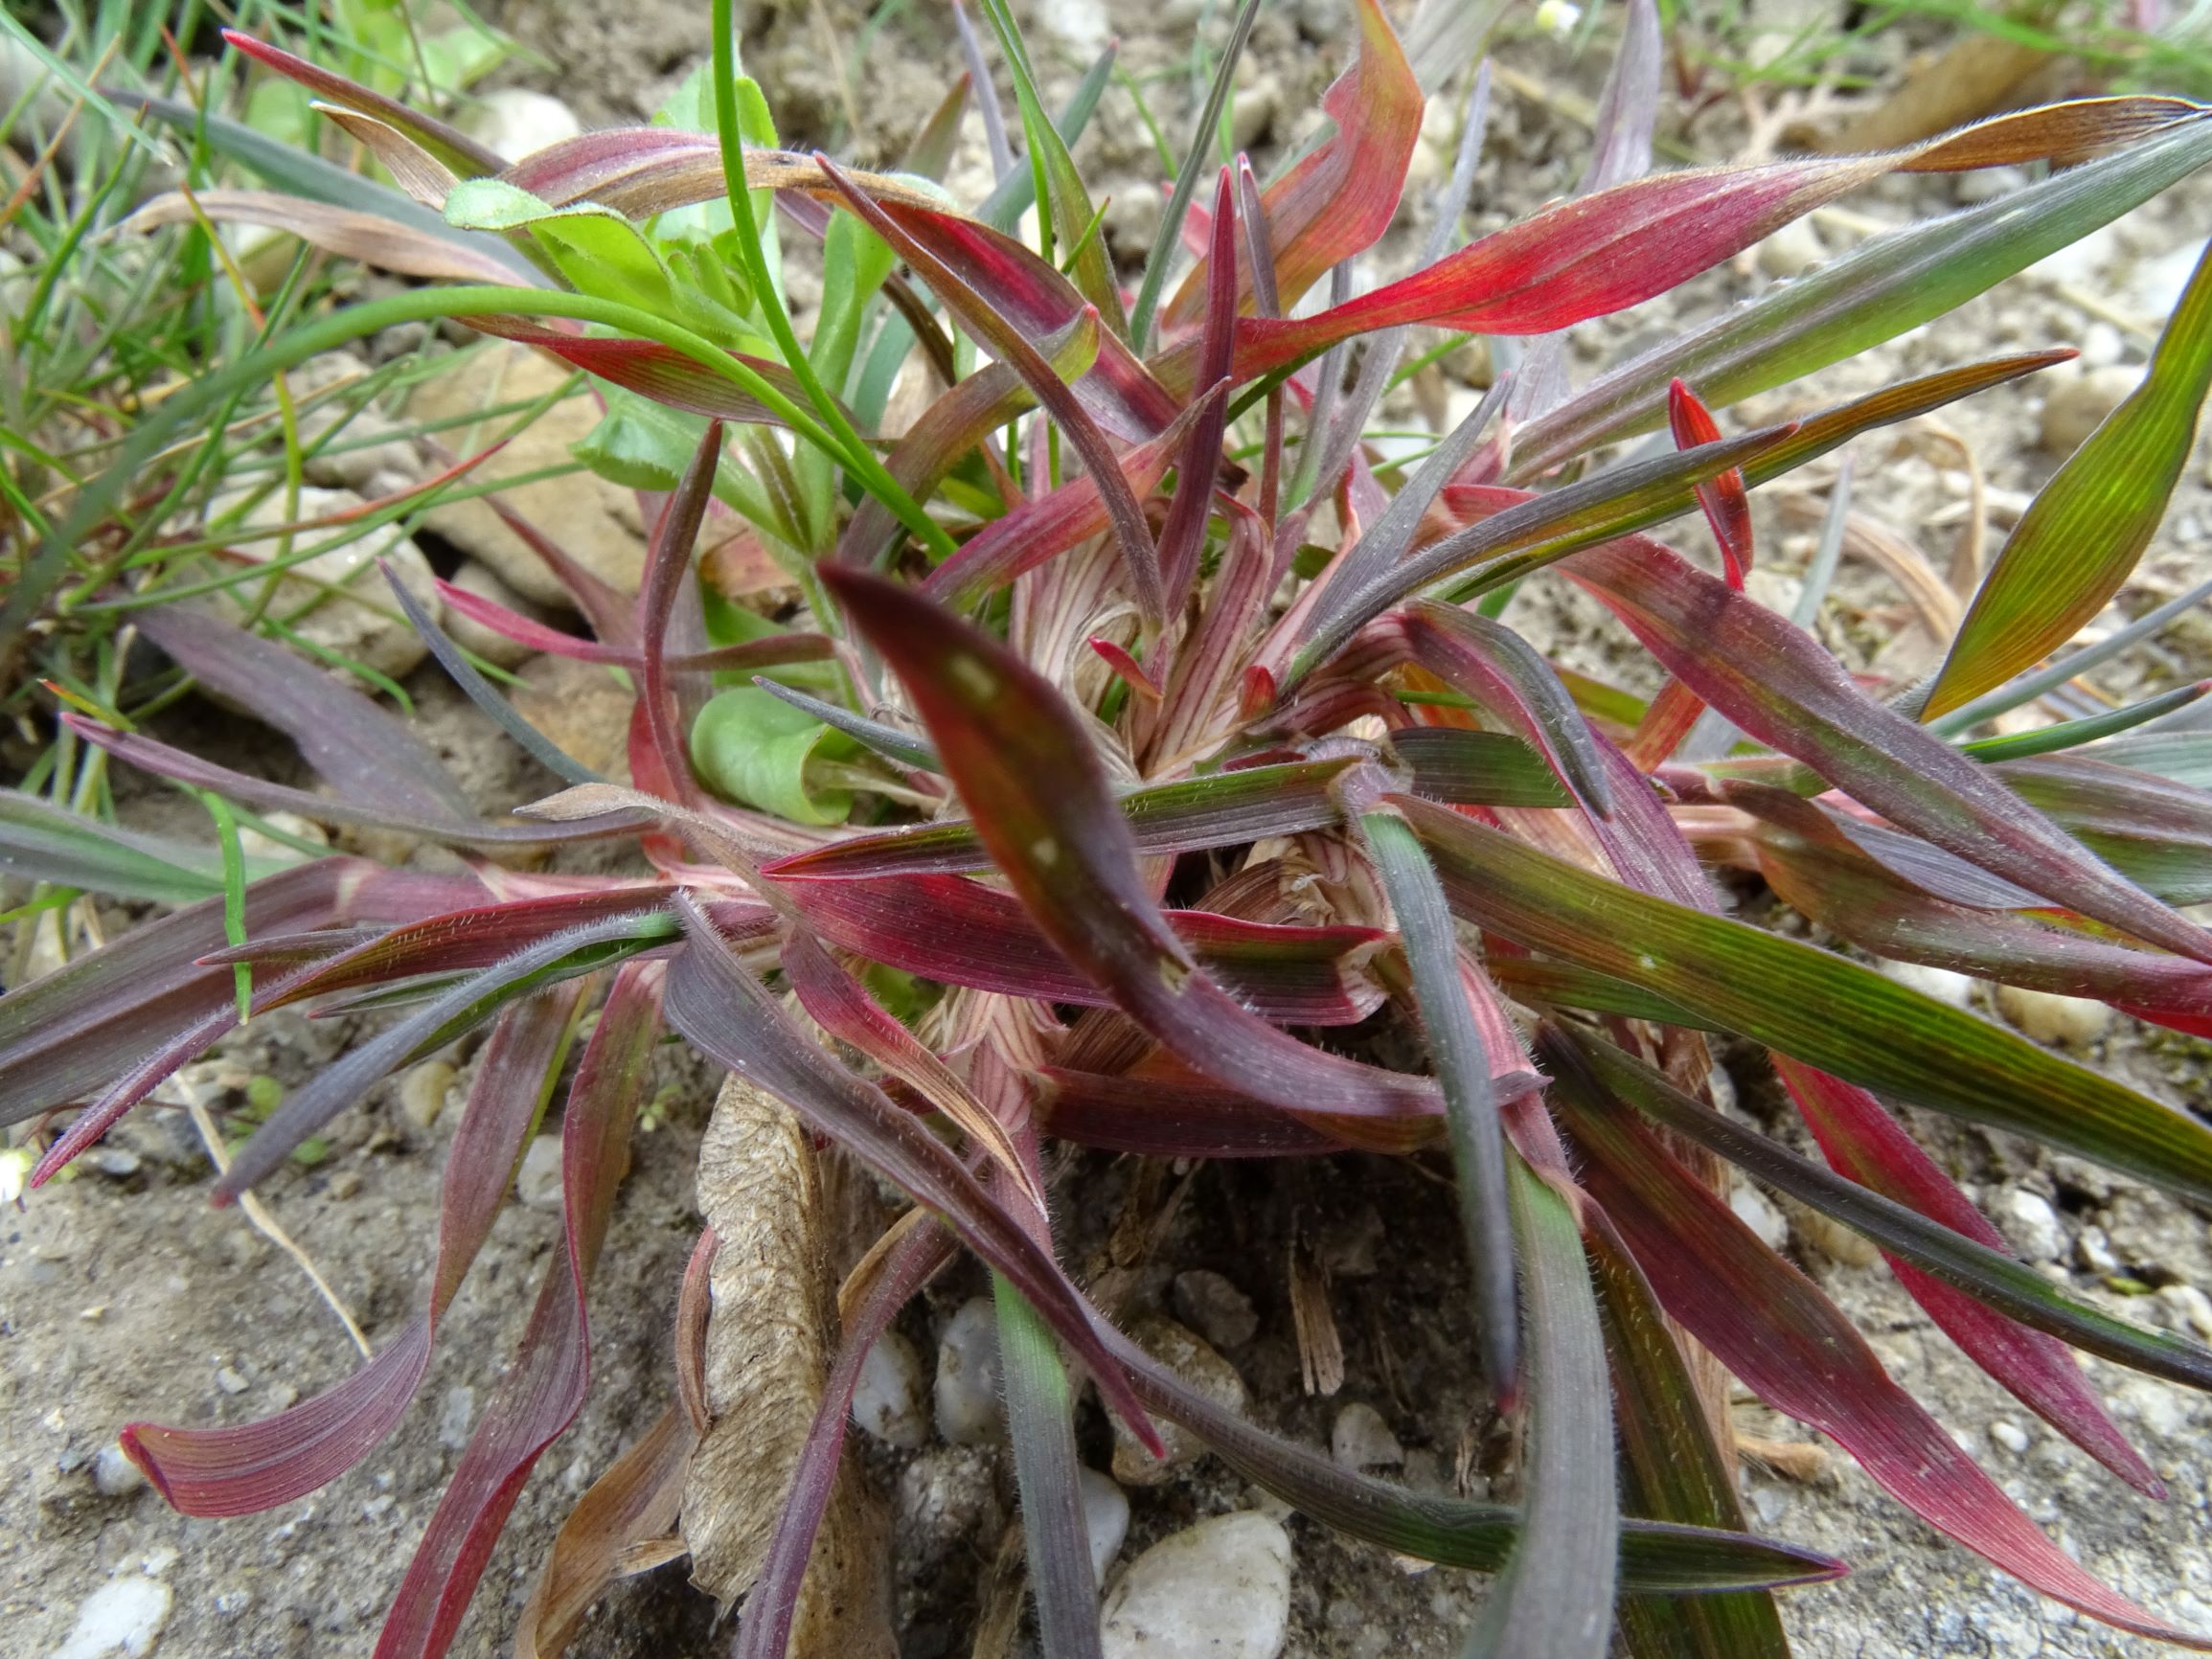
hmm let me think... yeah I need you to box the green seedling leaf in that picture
[972,0,1126,336]
[1926,239,2212,718]
[691,687,863,827]
[752,680,939,772]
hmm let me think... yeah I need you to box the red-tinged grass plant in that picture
[13,0,2212,1653]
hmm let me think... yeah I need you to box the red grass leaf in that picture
[1160,0,1421,328]
[662,897,1162,1453]
[124,987,586,1517]
[1772,1057,2162,1496]
[1548,1043,2205,1648]
[1177,101,2201,394]
[135,605,475,822]
[1401,602,1615,817]
[824,569,1438,1138]
[815,157,1165,622]
[1667,378,1752,584]
[1731,782,2212,1033]
[1560,525,2212,964]
[371,966,663,1659]
[780,871,1386,1026]
[221,30,504,177]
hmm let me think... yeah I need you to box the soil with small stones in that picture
[8,1,2212,1655]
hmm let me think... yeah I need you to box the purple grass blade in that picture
[1,861,481,1126]
[661,896,1162,1453]
[1157,169,1239,614]
[133,605,476,823]
[65,716,650,848]
[371,965,664,1659]
[123,988,584,1516]
[214,911,675,1197]
[824,569,1439,1142]
[640,422,723,807]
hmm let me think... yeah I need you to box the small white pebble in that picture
[934,1298,1005,1447]
[515,1137,565,1212]
[1100,1512,1292,1659]
[51,1576,171,1659]
[2079,321,2126,367]
[92,1443,147,1497]
[1730,1181,1790,1253]
[1995,984,2111,1048]
[2157,1283,2212,1343]
[1881,961,1977,1009]
[1755,217,1827,280]
[1992,1420,2032,1453]
[852,1330,929,1448]
[1081,1466,1131,1579]
[2000,1190,2066,1263]
[2076,1226,2121,1276]
[1331,1402,1404,1472]
[215,1367,249,1397]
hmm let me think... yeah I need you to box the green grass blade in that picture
[1926,239,2212,719]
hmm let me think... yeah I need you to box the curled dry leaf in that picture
[681,1075,894,1656]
